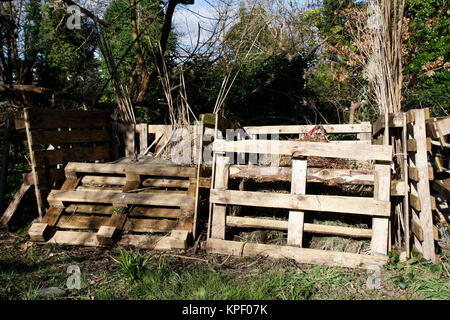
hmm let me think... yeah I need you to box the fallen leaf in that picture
[20,241,33,252]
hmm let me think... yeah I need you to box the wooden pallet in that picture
[207,134,393,269]
[28,161,198,249]
[23,108,113,218]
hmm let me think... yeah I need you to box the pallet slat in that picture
[213,140,392,161]
[48,189,195,207]
[207,239,387,269]
[210,189,390,217]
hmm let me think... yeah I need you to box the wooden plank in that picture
[31,129,111,145]
[412,109,436,263]
[33,145,110,166]
[210,189,390,217]
[125,125,135,157]
[142,178,190,188]
[130,218,177,233]
[66,205,181,218]
[177,178,196,232]
[244,123,372,135]
[81,176,126,186]
[206,238,387,269]
[35,167,65,185]
[287,159,307,247]
[57,215,177,233]
[213,140,393,162]
[210,156,229,239]
[57,215,110,230]
[229,166,375,185]
[226,216,372,238]
[370,164,391,256]
[130,207,181,218]
[118,232,187,250]
[0,183,32,225]
[65,162,196,179]
[24,108,43,218]
[25,109,111,129]
[48,189,195,208]
[139,123,148,154]
[66,204,116,215]
[46,230,99,246]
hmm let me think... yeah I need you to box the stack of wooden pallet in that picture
[372,108,449,262]
[28,160,198,250]
[207,124,394,269]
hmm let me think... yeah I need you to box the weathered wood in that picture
[408,167,419,182]
[287,159,307,247]
[142,178,190,188]
[125,125,135,157]
[57,215,177,233]
[409,193,421,212]
[123,172,140,192]
[372,113,404,136]
[28,223,50,242]
[371,164,391,256]
[411,109,436,263]
[48,189,195,207]
[65,162,196,179]
[411,219,424,242]
[211,156,229,239]
[25,109,111,129]
[407,139,417,152]
[41,178,81,226]
[31,129,111,145]
[244,123,372,135]
[226,216,372,238]
[81,176,126,186]
[24,108,43,218]
[433,179,450,199]
[198,177,212,188]
[119,231,188,250]
[391,180,407,196]
[129,207,181,218]
[206,238,387,269]
[0,183,31,225]
[210,189,391,217]
[0,118,11,214]
[213,140,393,162]
[139,123,148,154]
[33,145,110,167]
[96,206,129,245]
[229,165,375,185]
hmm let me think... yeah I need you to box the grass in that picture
[0,228,449,300]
